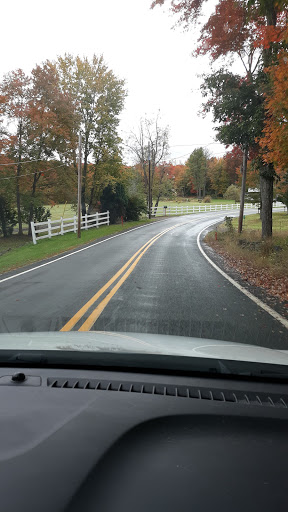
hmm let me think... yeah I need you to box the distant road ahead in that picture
[0,210,287,349]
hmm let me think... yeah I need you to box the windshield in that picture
[0,0,287,366]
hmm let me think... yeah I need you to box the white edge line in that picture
[0,219,167,284]
[197,220,288,330]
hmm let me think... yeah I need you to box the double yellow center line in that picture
[60,224,181,332]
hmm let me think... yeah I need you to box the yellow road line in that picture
[79,225,179,331]
[60,225,176,332]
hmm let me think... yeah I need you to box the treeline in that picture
[129,146,243,203]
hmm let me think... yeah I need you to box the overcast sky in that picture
[0,0,227,163]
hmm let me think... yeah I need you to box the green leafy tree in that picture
[57,54,126,215]
[186,147,209,198]
[201,70,264,231]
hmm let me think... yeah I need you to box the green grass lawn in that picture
[0,219,158,275]
[230,212,288,232]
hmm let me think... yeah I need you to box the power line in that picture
[169,142,223,147]
[0,150,75,170]
[0,162,68,181]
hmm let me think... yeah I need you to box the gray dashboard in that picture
[0,366,287,512]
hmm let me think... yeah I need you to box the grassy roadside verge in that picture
[0,219,159,275]
[204,212,288,304]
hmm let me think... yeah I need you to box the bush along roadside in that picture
[204,213,288,304]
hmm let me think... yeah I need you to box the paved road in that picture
[0,211,287,349]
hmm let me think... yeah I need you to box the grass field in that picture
[48,204,77,220]
[231,212,288,232]
[0,219,157,275]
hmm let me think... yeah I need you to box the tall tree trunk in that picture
[28,172,40,236]
[238,147,248,234]
[260,170,274,238]
[258,3,277,238]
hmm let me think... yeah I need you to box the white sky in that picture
[1,0,227,163]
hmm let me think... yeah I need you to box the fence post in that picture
[107,211,110,225]
[85,213,88,230]
[60,217,64,235]
[31,221,37,244]
[48,218,52,239]
[96,212,99,228]
[74,216,77,233]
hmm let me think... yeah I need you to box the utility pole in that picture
[148,142,151,219]
[77,132,82,238]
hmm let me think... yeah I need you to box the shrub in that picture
[100,183,128,224]
[203,195,212,203]
[224,184,241,202]
[224,216,234,233]
[125,195,147,221]
[21,204,51,224]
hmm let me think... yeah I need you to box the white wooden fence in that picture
[31,211,110,244]
[149,202,286,217]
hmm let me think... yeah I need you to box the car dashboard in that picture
[0,363,288,512]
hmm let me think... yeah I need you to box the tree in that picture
[173,164,191,196]
[207,157,230,196]
[125,195,147,221]
[277,172,288,209]
[153,162,174,208]
[223,147,243,184]
[126,114,170,208]
[224,184,241,202]
[56,54,126,215]
[201,70,264,231]
[0,70,31,235]
[186,148,209,199]
[0,196,17,237]
[100,182,128,224]
[259,48,288,178]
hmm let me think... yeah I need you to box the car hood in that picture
[0,331,287,366]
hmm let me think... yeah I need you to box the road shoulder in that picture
[199,226,288,322]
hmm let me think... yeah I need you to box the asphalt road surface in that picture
[0,211,287,349]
